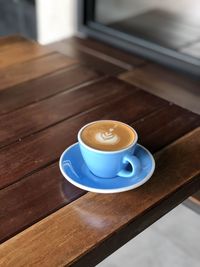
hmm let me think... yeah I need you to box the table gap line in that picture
[66,39,147,70]
[74,43,133,70]
[1,62,82,92]
[0,189,87,244]
[130,105,169,128]
[0,87,137,151]
[0,158,59,191]
[0,103,169,191]
[0,59,80,92]
[0,50,54,70]
[54,47,126,76]
[0,73,106,117]
[0,51,66,70]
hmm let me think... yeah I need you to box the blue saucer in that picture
[59,143,155,193]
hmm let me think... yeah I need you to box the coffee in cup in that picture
[80,120,136,151]
[78,120,141,178]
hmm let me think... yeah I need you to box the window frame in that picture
[78,0,200,76]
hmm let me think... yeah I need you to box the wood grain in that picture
[67,37,145,69]
[0,77,139,147]
[0,52,77,91]
[50,40,125,75]
[133,104,200,152]
[0,42,52,69]
[120,63,200,114]
[0,163,85,243]
[0,35,28,48]
[0,65,101,115]
[0,82,169,189]
[0,128,199,267]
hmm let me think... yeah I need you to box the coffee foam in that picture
[81,121,135,151]
[95,127,120,145]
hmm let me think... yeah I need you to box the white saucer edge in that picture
[59,142,155,194]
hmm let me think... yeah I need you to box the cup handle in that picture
[117,154,141,178]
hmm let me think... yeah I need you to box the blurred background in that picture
[0,0,200,75]
[0,0,76,43]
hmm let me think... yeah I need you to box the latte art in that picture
[81,120,136,151]
[95,130,120,145]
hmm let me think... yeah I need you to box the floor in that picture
[97,205,200,267]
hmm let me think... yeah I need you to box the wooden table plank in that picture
[0,52,77,91]
[0,128,199,267]
[0,77,139,147]
[0,81,169,189]
[0,35,28,48]
[67,37,145,69]
[50,40,125,75]
[119,64,200,115]
[0,42,53,69]
[133,104,200,152]
[0,65,101,116]
[0,163,85,243]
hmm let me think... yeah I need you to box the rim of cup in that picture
[78,120,138,154]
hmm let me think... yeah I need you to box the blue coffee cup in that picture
[78,121,141,178]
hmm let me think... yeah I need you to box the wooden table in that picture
[0,35,199,267]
